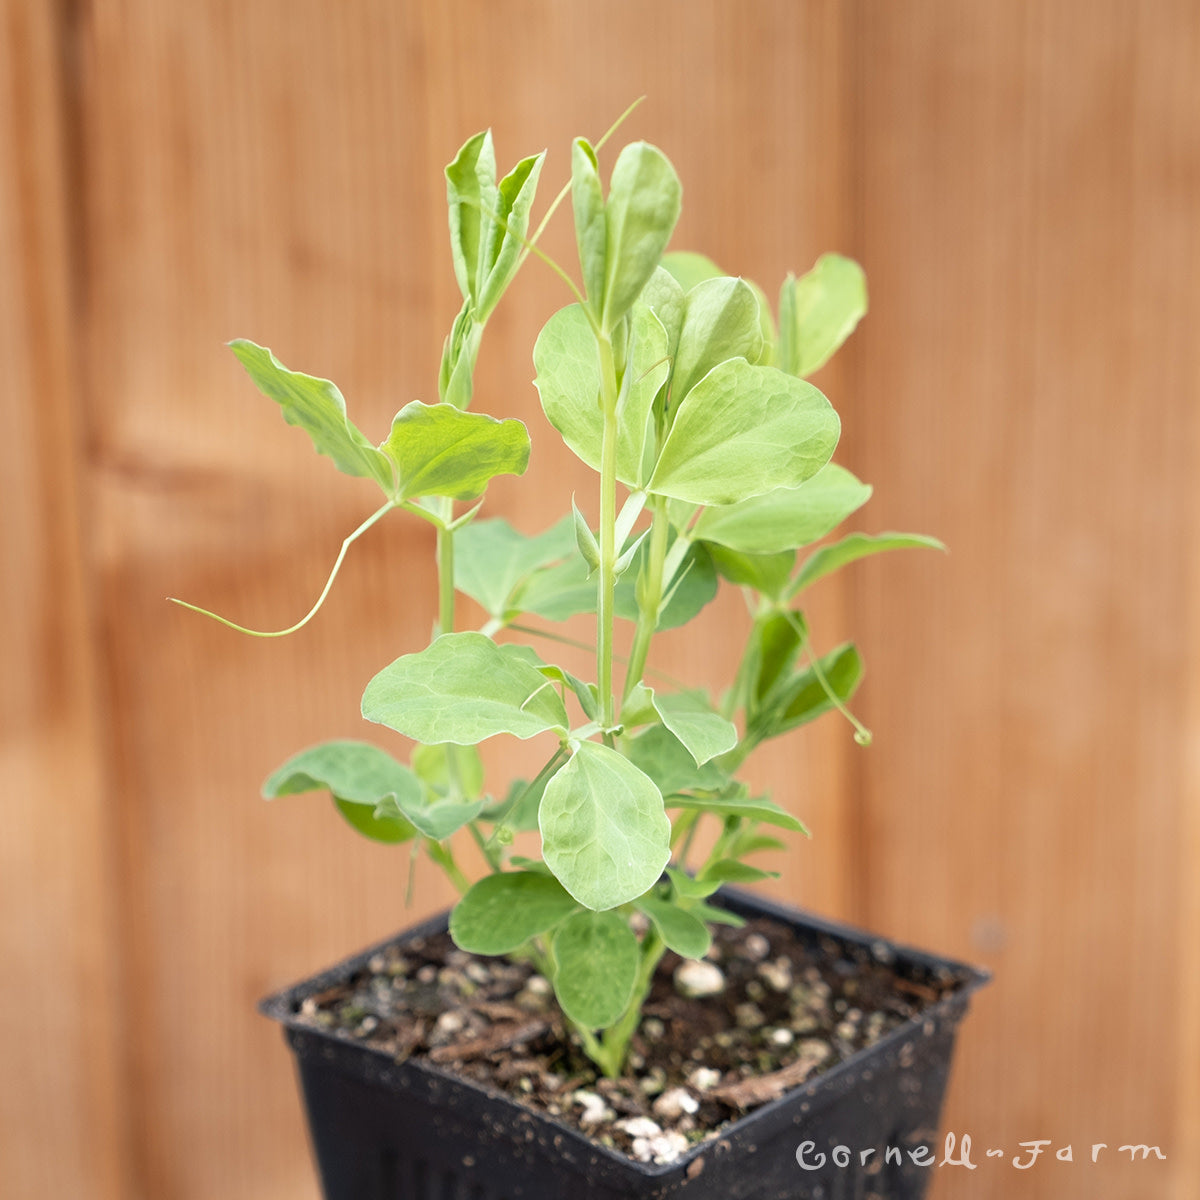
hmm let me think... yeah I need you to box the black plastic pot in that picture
[261,889,988,1200]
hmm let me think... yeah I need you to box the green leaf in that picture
[477,150,546,321]
[652,690,738,766]
[571,138,607,318]
[640,266,685,370]
[519,533,718,630]
[707,545,796,601]
[660,251,724,293]
[731,833,789,856]
[264,739,422,806]
[445,131,498,307]
[410,743,485,799]
[454,516,575,620]
[666,867,721,900]
[533,301,668,487]
[229,340,393,493]
[693,464,871,555]
[374,793,485,841]
[746,277,778,365]
[552,909,640,1029]
[747,612,806,715]
[791,531,946,595]
[539,741,670,911]
[449,872,578,955]
[779,254,867,377]
[670,276,764,406]
[333,796,414,844]
[617,538,718,630]
[636,894,711,959]
[362,632,569,743]
[486,764,562,833]
[380,402,529,501]
[438,298,482,409]
[624,725,731,797]
[601,142,682,332]
[700,859,779,885]
[260,739,485,841]
[517,555,597,622]
[693,902,746,928]
[666,792,808,833]
[751,643,864,742]
[649,360,840,506]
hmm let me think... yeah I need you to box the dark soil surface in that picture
[290,915,965,1165]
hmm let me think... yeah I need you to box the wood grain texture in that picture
[0,1,127,1197]
[4,0,1197,1196]
[848,1,1200,1195]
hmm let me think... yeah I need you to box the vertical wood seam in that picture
[49,1,138,1195]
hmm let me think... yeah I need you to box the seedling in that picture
[176,110,941,1079]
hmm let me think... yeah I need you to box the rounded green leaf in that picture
[361,632,569,744]
[333,796,414,844]
[659,251,724,293]
[551,910,639,1029]
[779,254,868,378]
[708,545,796,600]
[694,464,872,555]
[263,741,422,844]
[381,401,530,501]
[263,739,422,807]
[533,302,667,487]
[671,276,764,406]
[635,894,712,959]
[540,741,670,911]
[374,794,484,842]
[649,360,840,506]
[450,871,579,955]
[453,516,575,620]
[601,142,682,332]
[651,690,738,766]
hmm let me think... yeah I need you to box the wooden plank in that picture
[75,2,852,1196]
[0,1,127,1197]
[848,1,1199,1196]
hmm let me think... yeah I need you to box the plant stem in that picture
[426,841,470,895]
[622,497,670,701]
[436,499,456,637]
[435,498,467,799]
[596,336,620,729]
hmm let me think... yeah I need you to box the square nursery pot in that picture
[261,889,988,1200]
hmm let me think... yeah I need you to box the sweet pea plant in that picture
[178,118,939,1080]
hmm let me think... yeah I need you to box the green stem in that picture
[597,336,620,729]
[622,497,670,702]
[436,498,456,637]
[435,498,469,798]
[426,841,470,895]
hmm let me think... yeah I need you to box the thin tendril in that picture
[781,607,873,745]
[168,499,397,637]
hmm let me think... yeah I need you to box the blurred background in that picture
[3,1,1197,1198]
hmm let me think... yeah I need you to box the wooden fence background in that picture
[3,2,1198,1197]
